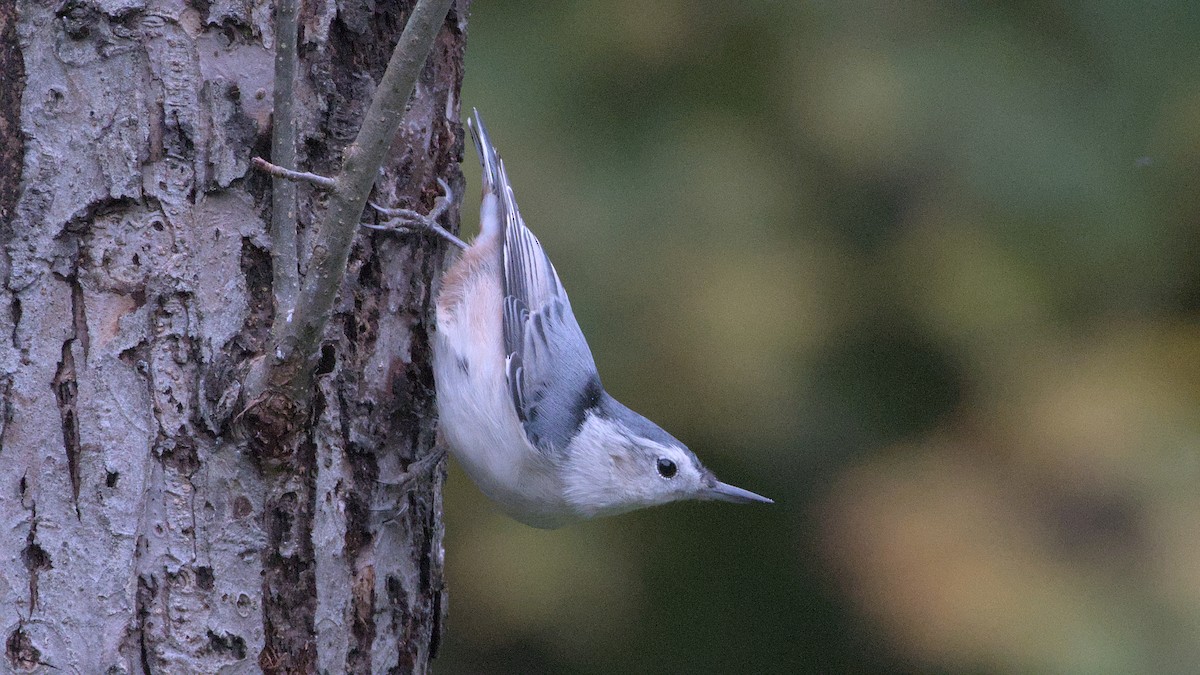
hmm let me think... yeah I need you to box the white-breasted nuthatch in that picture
[417,110,771,528]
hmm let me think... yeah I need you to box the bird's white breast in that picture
[432,252,573,527]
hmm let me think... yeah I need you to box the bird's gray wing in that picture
[468,110,601,454]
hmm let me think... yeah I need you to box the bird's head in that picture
[559,393,772,520]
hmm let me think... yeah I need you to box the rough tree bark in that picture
[0,1,466,672]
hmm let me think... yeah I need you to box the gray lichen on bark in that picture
[0,1,464,672]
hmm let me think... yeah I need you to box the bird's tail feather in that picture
[467,109,510,241]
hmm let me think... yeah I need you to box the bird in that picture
[408,109,772,528]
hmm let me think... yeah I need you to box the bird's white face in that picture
[559,414,715,519]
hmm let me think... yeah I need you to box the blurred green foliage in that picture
[438,2,1200,673]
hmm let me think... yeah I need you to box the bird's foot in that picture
[364,178,466,250]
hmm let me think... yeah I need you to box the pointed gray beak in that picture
[707,481,774,504]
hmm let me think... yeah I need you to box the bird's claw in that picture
[363,178,467,249]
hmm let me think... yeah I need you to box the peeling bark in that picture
[0,1,465,672]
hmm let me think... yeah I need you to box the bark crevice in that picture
[50,281,82,515]
[5,623,42,671]
[21,508,51,612]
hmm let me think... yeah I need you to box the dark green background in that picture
[439,2,1200,672]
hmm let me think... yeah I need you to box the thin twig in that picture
[248,0,456,406]
[254,157,336,189]
[259,159,465,248]
[269,0,301,325]
[277,0,456,369]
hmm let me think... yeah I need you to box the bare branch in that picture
[253,157,337,189]
[244,0,457,423]
[277,0,456,370]
[269,0,301,326]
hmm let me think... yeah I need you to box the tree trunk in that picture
[0,1,465,672]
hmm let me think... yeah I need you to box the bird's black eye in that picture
[656,457,677,479]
